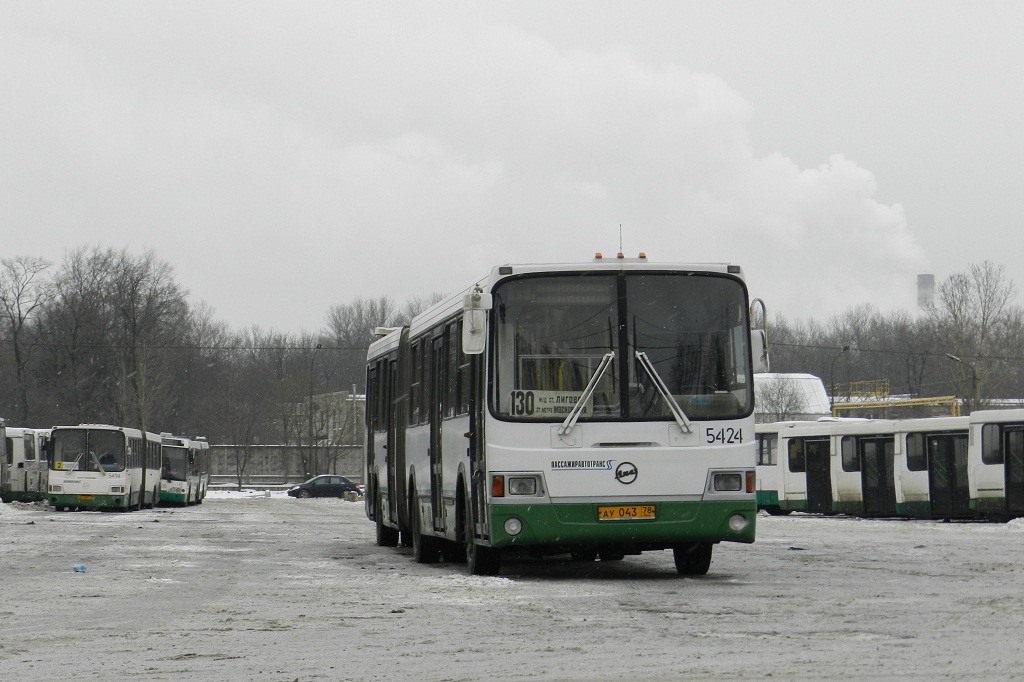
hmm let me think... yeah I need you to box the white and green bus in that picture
[47,424,162,511]
[365,256,768,575]
[159,433,211,505]
[2,427,49,503]
[968,408,1024,519]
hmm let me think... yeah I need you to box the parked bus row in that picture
[755,409,1024,521]
[0,423,211,511]
[365,256,770,576]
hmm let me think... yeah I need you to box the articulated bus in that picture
[159,434,211,505]
[365,256,769,575]
[2,427,49,503]
[47,424,162,511]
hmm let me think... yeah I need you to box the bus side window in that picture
[788,439,805,473]
[981,424,1003,465]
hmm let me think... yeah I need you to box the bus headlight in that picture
[49,485,62,493]
[728,514,749,532]
[504,517,523,536]
[713,473,743,491]
[110,486,125,494]
[507,477,538,496]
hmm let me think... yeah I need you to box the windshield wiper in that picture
[634,351,692,433]
[558,352,615,436]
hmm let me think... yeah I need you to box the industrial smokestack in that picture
[917,274,935,308]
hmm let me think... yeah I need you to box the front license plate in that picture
[77,495,94,501]
[597,505,656,520]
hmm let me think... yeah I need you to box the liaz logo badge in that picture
[614,462,637,484]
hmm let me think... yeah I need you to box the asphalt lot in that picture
[2,494,1022,681]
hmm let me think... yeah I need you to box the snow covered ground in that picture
[2,493,1022,681]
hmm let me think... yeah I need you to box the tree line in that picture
[1,247,1021,466]
[0,246,439,477]
[766,260,1024,415]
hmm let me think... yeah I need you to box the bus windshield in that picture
[162,447,188,481]
[491,272,753,422]
[51,429,127,472]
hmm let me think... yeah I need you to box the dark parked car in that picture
[287,475,361,499]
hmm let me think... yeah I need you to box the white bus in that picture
[1,427,49,503]
[967,409,1024,519]
[755,421,806,515]
[775,419,836,514]
[829,419,899,517]
[159,434,211,505]
[47,424,162,511]
[365,256,769,575]
[894,416,971,519]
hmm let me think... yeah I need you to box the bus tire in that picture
[766,507,793,516]
[375,492,399,547]
[673,542,713,576]
[411,499,440,564]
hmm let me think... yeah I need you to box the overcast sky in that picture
[3,1,1022,332]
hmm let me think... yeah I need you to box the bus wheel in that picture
[673,542,713,576]
[375,493,399,547]
[411,501,440,564]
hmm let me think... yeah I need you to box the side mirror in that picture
[462,286,492,356]
[751,329,770,374]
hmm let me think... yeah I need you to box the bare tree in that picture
[755,376,814,423]
[36,246,120,424]
[324,296,401,395]
[0,256,52,423]
[106,248,191,430]
[928,261,1020,412]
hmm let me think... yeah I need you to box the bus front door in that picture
[928,433,971,518]
[1004,428,1024,516]
[805,438,832,513]
[861,438,897,516]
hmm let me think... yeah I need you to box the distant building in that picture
[917,273,935,308]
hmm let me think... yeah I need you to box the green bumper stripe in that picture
[160,492,188,503]
[49,493,130,509]
[487,499,756,547]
